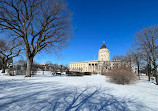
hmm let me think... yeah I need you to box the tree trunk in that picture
[148,73,151,81]
[155,75,158,85]
[147,64,151,81]
[1,63,6,73]
[2,65,5,73]
[153,65,158,85]
[25,57,33,77]
[137,65,140,80]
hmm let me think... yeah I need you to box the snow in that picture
[0,71,158,111]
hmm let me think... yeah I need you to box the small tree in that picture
[126,49,142,80]
[0,39,23,73]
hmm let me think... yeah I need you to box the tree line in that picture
[13,60,69,72]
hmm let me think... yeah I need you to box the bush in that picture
[83,72,91,75]
[101,71,110,76]
[109,67,136,85]
[67,71,83,76]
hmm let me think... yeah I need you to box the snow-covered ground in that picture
[0,71,158,111]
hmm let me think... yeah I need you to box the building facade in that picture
[70,42,135,74]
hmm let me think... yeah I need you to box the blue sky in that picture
[35,0,158,65]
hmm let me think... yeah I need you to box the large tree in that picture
[134,26,158,84]
[0,0,72,77]
[0,39,23,73]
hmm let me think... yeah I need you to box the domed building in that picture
[98,42,110,61]
[70,42,135,74]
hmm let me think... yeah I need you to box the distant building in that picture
[70,42,135,74]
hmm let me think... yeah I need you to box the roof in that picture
[100,43,107,49]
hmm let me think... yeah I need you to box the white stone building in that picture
[70,42,135,74]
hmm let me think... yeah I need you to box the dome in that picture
[100,43,107,49]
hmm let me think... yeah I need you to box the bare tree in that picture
[0,39,23,73]
[0,0,72,77]
[127,49,142,80]
[134,26,158,84]
[14,58,27,70]
[112,55,126,61]
[112,54,135,72]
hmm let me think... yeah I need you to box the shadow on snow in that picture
[0,79,151,111]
